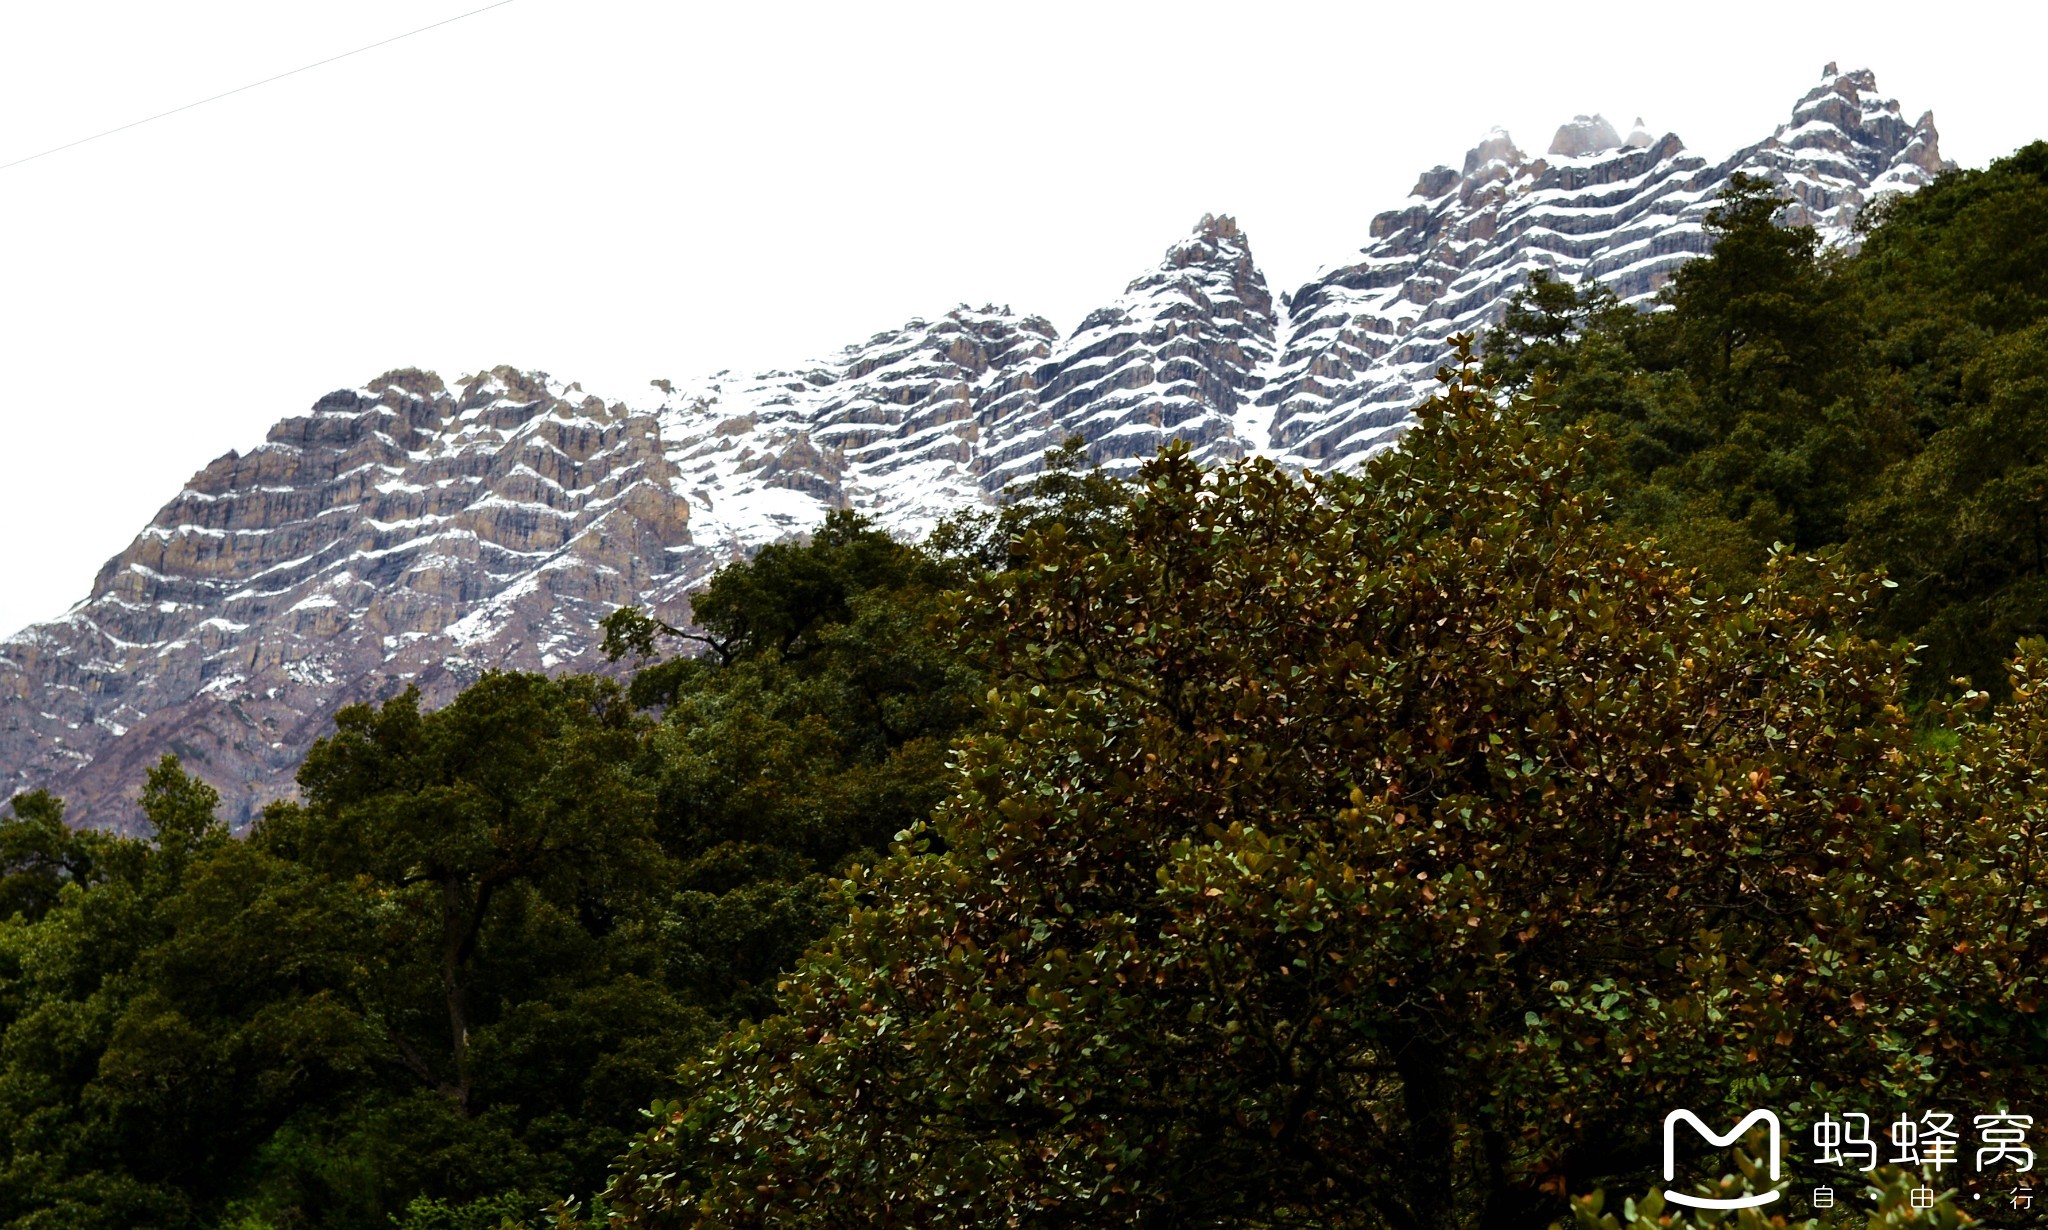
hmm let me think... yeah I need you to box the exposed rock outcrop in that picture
[1,370,701,829]
[0,65,1955,830]
[1258,63,1948,466]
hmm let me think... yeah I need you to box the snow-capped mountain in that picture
[1261,63,1945,463]
[0,64,1950,829]
[1,370,694,828]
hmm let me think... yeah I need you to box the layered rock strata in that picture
[0,65,1952,829]
[1260,63,1949,465]
[1,370,700,828]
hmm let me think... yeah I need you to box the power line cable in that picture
[0,0,519,174]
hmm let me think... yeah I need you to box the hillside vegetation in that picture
[1486,147,2048,694]
[2,146,2046,1229]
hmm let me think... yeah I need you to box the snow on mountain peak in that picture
[0,67,1959,830]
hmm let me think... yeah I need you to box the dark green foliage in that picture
[928,436,1134,575]
[1850,322,2048,684]
[1486,150,2048,690]
[1481,268,1634,399]
[0,758,233,1228]
[592,359,2048,1230]
[0,514,988,1228]
[599,605,682,666]
[1487,172,1895,579]
[0,792,103,923]
[1853,140,2048,409]
[689,510,947,659]
[631,511,987,1020]
[1843,144,2048,686]
[7,145,2048,1229]
[225,673,702,1224]
[390,1188,539,1230]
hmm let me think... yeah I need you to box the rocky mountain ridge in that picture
[1,64,1951,829]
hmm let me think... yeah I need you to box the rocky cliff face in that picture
[1028,214,1280,472]
[0,370,701,829]
[0,65,1952,830]
[1261,63,1947,466]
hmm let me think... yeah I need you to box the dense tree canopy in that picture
[1484,173,1901,585]
[0,516,985,1230]
[5,147,2048,1229]
[1485,148,2048,693]
[588,358,2046,1229]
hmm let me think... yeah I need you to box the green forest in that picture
[3,144,2045,1230]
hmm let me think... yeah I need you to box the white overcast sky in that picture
[1,0,2041,636]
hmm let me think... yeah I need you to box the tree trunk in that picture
[1393,1026,1458,1230]
[442,876,474,1114]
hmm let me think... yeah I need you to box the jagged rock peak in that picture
[663,213,1283,548]
[1549,114,1624,157]
[1742,62,1952,233]
[5,367,695,829]
[1409,165,1458,198]
[2,64,1963,833]
[1025,214,1280,473]
[366,367,448,398]
[1462,127,1525,178]
[660,303,1060,552]
[1192,212,1245,242]
[1161,213,1259,274]
[1260,62,1945,470]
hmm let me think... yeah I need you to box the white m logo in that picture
[1662,1109,1782,1210]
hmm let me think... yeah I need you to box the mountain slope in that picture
[1262,62,1947,466]
[0,64,1950,828]
[1,371,699,828]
